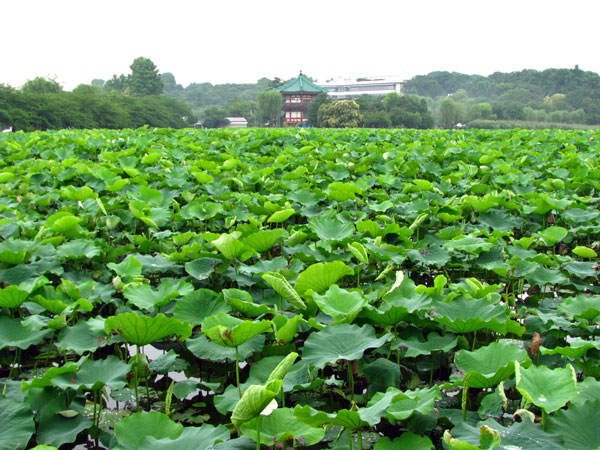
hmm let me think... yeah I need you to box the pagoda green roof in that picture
[276,74,327,94]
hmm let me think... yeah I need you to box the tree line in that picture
[403,67,600,126]
[1,58,195,131]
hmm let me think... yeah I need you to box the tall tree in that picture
[128,57,164,96]
[21,77,62,94]
[257,90,283,126]
[318,100,362,128]
[307,93,330,126]
[438,98,464,128]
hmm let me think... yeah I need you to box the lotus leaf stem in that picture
[347,360,354,402]
[235,346,242,398]
[357,428,363,450]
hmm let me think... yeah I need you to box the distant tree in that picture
[362,110,391,128]
[318,100,362,128]
[383,93,434,128]
[202,106,229,128]
[226,99,255,125]
[269,77,284,89]
[438,98,464,128]
[307,93,331,126]
[91,79,105,88]
[21,77,62,94]
[468,102,494,121]
[128,57,163,96]
[257,90,283,126]
[104,74,129,93]
[161,72,183,94]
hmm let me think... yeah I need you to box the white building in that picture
[318,76,404,100]
[223,117,248,128]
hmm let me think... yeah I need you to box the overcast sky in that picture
[2,0,598,90]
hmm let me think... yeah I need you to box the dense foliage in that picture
[1,127,600,449]
[403,68,600,125]
[0,84,196,131]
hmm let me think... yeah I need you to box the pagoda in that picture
[276,72,327,126]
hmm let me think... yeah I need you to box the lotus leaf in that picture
[374,433,434,450]
[140,423,229,450]
[201,312,272,347]
[0,397,35,450]
[515,362,577,413]
[0,285,29,308]
[240,407,325,446]
[51,355,130,391]
[0,315,52,350]
[231,380,282,426]
[104,312,192,346]
[302,323,391,369]
[445,418,563,450]
[261,272,306,310]
[313,284,368,323]
[454,342,530,388]
[294,261,353,297]
[114,411,183,450]
[173,289,230,326]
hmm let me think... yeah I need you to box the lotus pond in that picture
[1,127,600,450]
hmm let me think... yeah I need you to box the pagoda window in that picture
[290,111,302,118]
[290,96,302,103]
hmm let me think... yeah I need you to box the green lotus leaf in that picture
[223,288,276,317]
[0,315,52,350]
[563,261,597,278]
[443,236,494,254]
[274,313,302,343]
[454,342,530,388]
[0,285,28,308]
[348,241,369,264]
[327,181,363,201]
[536,226,568,246]
[266,352,298,384]
[526,266,568,286]
[394,332,458,357]
[184,257,223,280]
[445,418,563,450]
[30,446,59,450]
[139,423,229,450]
[201,312,272,347]
[515,362,577,413]
[186,334,265,362]
[242,229,284,252]
[294,388,398,430]
[51,355,130,391]
[211,233,254,261]
[21,362,80,391]
[572,245,598,258]
[302,323,391,369]
[309,215,355,241]
[267,208,295,223]
[231,380,282,427]
[56,320,109,355]
[0,397,35,450]
[374,433,434,450]
[434,297,525,335]
[173,289,230,327]
[114,411,183,450]
[0,240,31,265]
[261,272,306,310]
[105,312,192,346]
[294,261,352,297]
[240,407,325,446]
[124,279,193,311]
[541,338,600,359]
[37,414,92,448]
[548,399,600,449]
[108,256,143,278]
[313,284,368,323]
[558,295,600,321]
[382,385,441,421]
[56,239,101,259]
